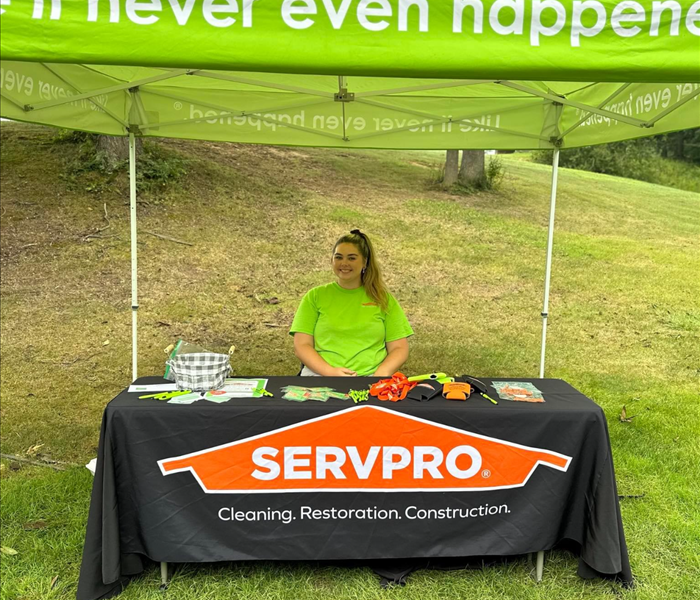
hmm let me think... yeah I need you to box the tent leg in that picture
[536,550,544,582]
[536,151,558,577]
[160,561,169,589]
[129,131,139,381]
[539,148,560,378]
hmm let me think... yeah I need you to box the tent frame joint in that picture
[334,88,355,103]
[127,124,143,136]
[550,137,563,147]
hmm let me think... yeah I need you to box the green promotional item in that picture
[167,393,202,404]
[163,340,209,381]
[202,392,232,403]
[253,387,274,398]
[408,373,454,384]
[281,385,350,402]
[139,390,193,401]
[349,389,370,404]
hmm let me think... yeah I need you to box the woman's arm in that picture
[293,333,357,376]
[373,338,409,378]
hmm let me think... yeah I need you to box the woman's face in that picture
[332,242,366,288]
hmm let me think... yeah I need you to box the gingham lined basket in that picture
[165,352,231,391]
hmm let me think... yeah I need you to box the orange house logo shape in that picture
[158,405,572,493]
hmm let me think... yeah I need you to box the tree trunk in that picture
[443,150,459,186]
[675,132,685,160]
[459,150,485,186]
[95,135,142,170]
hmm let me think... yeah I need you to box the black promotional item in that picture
[460,375,490,394]
[406,380,442,401]
[460,375,500,404]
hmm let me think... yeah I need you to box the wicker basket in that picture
[165,352,231,391]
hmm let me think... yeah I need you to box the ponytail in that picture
[333,230,389,311]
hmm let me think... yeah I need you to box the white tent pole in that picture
[129,131,139,381]
[539,148,560,378]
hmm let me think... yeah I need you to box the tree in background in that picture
[443,150,459,186]
[441,149,503,191]
[95,135,142,170]
[656,129,700,163]
[442,149,486,187]
[532,128,700,193]
[459,150,485,186]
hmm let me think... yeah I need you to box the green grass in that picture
[1,124,699,600]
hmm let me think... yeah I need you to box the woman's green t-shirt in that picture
[289,283,414,376]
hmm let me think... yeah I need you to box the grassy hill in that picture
[1,122,699,600]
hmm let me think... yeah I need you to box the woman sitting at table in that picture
[290,229,413,377]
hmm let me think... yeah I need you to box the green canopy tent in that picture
[2,0,699,386]
[2,0,699,584]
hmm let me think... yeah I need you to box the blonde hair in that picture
[333,230,389,311]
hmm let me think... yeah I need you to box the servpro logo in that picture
[158,405,571,493]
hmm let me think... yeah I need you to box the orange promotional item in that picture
[369,372,417,402]
[442,382,472,401]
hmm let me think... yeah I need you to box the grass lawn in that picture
[1,123,699,600]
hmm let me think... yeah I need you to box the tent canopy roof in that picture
[2,1,699,149]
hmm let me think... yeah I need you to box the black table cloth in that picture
[77,377,632,600]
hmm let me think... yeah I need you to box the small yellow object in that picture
[407,372,446,382]
[139,390,192,400]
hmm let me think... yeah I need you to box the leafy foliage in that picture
[52,129,92,145]
[532,130,700,193]
[58,132,121,194]
[56,131,187,194]
[656,129,700,163]
[484,155,506,189]
[136,141,188,194]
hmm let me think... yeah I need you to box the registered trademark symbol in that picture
[174,101,183,110]
[481,469,491,478]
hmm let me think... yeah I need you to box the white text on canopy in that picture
[8,1,699,47]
